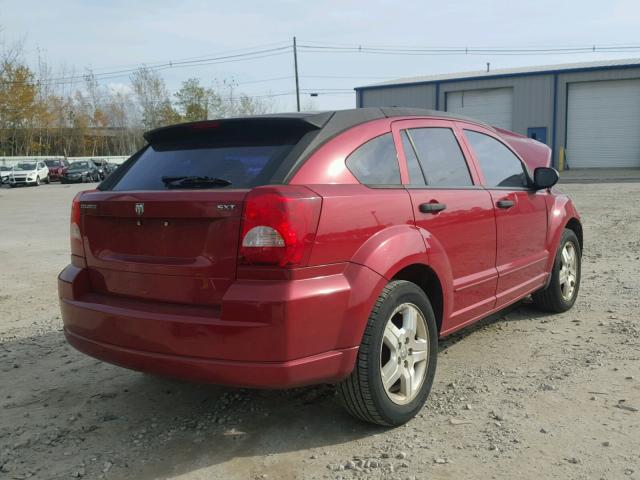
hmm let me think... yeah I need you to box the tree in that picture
[174,78,217,121]
[130,67,181,129]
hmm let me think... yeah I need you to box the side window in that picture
[345,133,401,185]
[400,131,426,185]
[464,130,528,188]
[407,128,473,187]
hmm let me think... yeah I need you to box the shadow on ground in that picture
[0,301,552,479]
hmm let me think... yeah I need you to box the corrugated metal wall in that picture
[358,84,436,109]
[360,76,554,143]
[439,76,554,139]
[359,66,640,167]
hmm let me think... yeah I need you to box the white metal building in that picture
[355,58,640,169]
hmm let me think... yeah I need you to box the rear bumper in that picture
[58,262,384,388]
[65,328,358,388]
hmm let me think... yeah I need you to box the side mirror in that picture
[533,167,559,190]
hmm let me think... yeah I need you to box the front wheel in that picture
[532,229,581,312]
[337,280,438,426]
[34,176,40,186]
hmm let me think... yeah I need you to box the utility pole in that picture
[293,36,300,112]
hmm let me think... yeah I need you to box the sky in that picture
[2,0,640,111]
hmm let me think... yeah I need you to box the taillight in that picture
[240,186,322,267]
[70,191,95,257]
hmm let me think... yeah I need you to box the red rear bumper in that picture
[58,262,383,388]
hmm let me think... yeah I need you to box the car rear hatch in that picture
[79,115,330,306]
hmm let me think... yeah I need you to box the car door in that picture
[460,125,549,308]
[392,119,498,333]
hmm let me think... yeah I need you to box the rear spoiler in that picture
[144,113,334,145]
[494,127,552,171]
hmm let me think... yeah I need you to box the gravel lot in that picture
[1,182,639,480]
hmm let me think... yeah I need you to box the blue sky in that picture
[2,0,640,111]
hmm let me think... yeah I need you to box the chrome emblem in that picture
[217,204,236,211]
[135,203,144,216]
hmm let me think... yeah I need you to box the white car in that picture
[9,161,50,187]
[0,166,12,184]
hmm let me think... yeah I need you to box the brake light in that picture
[70,191,96,257]
[240,186,322,267]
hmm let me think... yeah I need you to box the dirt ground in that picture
[1,181,638,480]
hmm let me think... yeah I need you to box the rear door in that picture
[392,119,498,332]
[461,125,549,307]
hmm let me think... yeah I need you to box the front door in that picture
[392,119,498,333]
[462,127,549,307]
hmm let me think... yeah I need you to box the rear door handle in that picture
[419,202,447,213]
[497,199,515,209]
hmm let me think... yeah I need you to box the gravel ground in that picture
[0,182,639,480]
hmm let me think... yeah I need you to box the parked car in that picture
[0,165,12,184]
[58,108,582,426]
[92,159,112,180]
[104,162,119,177]
[8,161,50,187]
[60,161,100,183]
[44,159,70,181]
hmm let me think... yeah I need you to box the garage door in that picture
[446,88,513,130]
[567,79,640,168]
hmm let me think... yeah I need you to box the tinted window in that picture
[464,130,528,188]
[113,144,294,191]
[69,162,90,170]
[45,160,61,167]
[401,131,425,185]
[407,128,472,187]
[346,133,400,185]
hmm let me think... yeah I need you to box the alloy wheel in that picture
[559,242,578,301]
[380,303,430,405]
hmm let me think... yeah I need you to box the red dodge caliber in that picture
[59,108,582,425]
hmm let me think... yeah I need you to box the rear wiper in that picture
[161,176,232,188]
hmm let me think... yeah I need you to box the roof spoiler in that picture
[143,112,334,145]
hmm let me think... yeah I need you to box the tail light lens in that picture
[240,186,322,267]
[70,191,94,257]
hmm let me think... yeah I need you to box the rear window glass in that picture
[111,144,295,191]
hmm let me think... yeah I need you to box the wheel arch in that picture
[391,263,444,334]
[565,217,583,251]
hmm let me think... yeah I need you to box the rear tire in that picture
[532,229,581,313]
[44,175,50,184]
[337,280,438,426]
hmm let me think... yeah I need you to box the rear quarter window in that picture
[345,133,401,185]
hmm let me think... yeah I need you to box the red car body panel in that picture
[45,162,68,181]
[59,111,581,388]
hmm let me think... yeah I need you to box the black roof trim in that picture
[143,107,489,145]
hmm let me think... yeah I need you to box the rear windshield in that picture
[69,162,90,170]
[111,143,296,191]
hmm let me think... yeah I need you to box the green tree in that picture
[174,78,217,121]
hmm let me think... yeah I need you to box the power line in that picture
[1,46,292,86]
[297,42,640,56]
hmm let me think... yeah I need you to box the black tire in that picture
[532,229,581,313]
[35,176,40,186]
[337,280,438,426]
[44,175,50,184]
